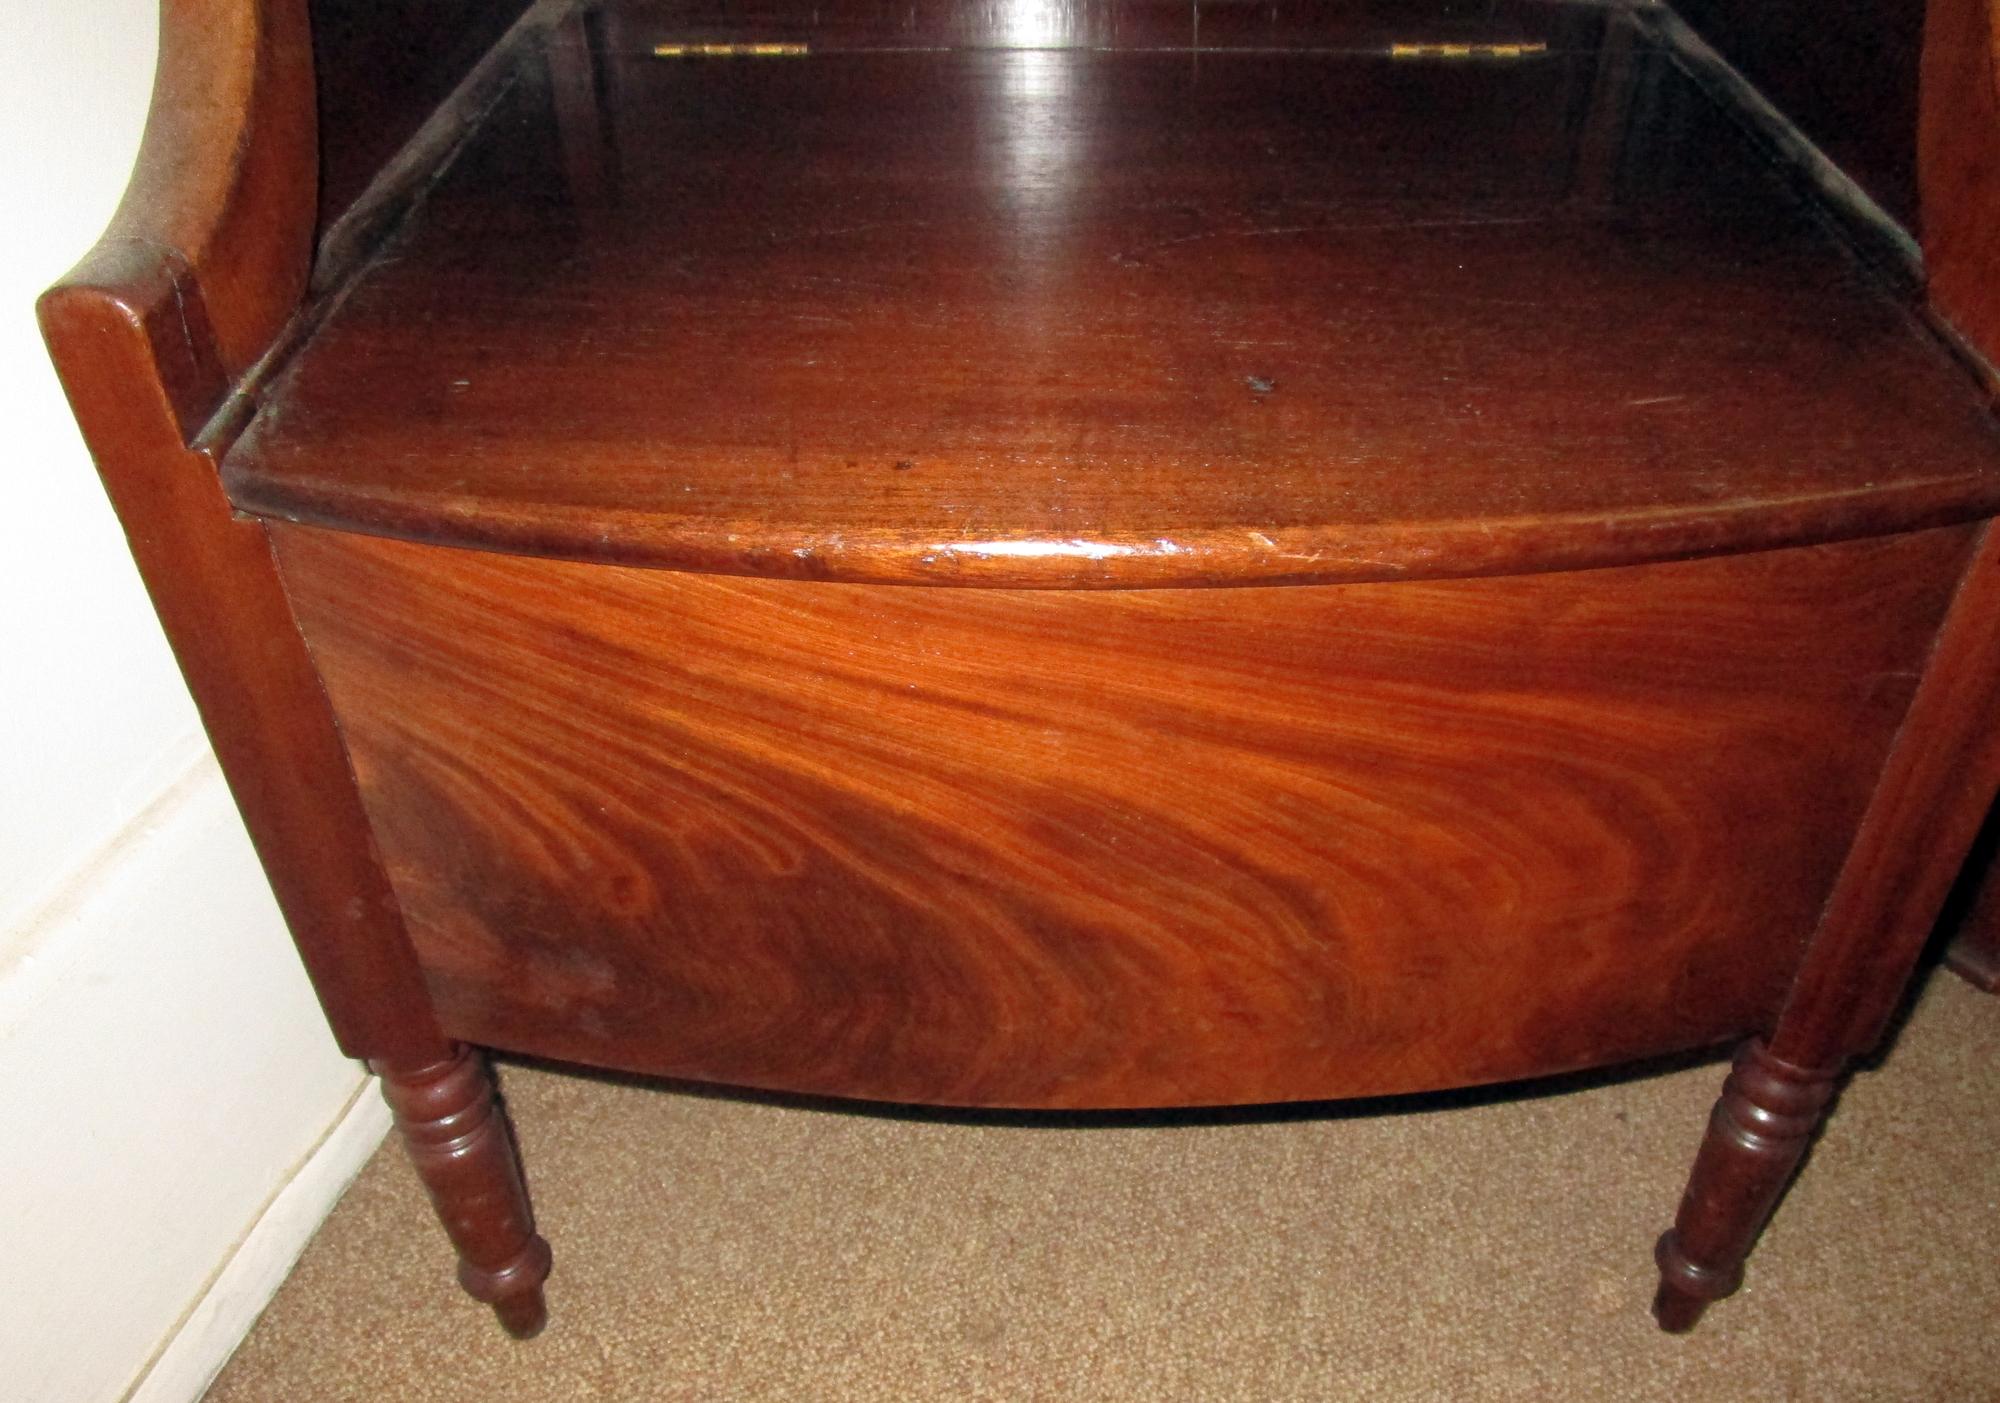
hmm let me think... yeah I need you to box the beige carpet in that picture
[206,969,2000,1401]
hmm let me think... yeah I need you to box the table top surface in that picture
[223,0,2000,586]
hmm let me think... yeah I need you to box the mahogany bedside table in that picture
[41,0,2000,1340]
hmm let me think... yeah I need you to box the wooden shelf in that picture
[223,0,2000,586]
[44,0,2000,1336]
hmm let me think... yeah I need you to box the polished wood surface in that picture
[1654,520,2000,1327]
[576,0,1600,51]
[37,0,441,1058]
[373,1046,552,1337]
[1652,1039,1838,1332]
[1769,523,2000,1062]
[42,0,2000,1341]
[271,522,1971,1107]
[225,0,2000,587]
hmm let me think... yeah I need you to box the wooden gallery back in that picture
[38,0,2000,1340]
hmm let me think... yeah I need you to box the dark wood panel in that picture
[309,0,535,226]
[1921,0,2000,370]
[593,0,1600,52]
[273,524,1973,1107]
[1669,0,1925,226]
[228,2,2000,587]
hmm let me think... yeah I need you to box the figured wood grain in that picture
[271,523,1973,1108]
[52,0,2000,1345]
[224,0,2000,587]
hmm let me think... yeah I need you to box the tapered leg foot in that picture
[372,1044,552,1338]
[1651,1039,1838,1333]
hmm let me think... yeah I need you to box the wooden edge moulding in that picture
[38,0,2000,1344]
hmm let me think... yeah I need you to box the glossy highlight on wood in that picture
[224,0,2000,587]
[1651,520,2000,1321]
[272,523,1972,1107]
[39,0,2000,1346]
[1771,522,2000,1062]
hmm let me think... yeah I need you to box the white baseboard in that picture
[124,1080,393,1403]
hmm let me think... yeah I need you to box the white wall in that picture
[0,5,385,1400]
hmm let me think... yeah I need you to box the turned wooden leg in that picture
[1652,1040,1839,1332]
[1648,529,2000,1331]
[371,1044,553,1338]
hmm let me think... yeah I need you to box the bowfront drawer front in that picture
[43,0,2000,1343]
[272,522,1972,1108]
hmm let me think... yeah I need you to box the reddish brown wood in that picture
[372,1046,552,1338]
[1770,523,2000,1062]
[36,0,440,1060]
[268,522,1971,1107]
[1653,521,2000,1328]
[571,0,1603,56]
[94,0,316,384]
[1653,1041,1839,1332]
[40,0,2000,1344]
[1922,0,2000,366]
[223,2,2000,588]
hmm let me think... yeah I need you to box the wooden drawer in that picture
[275,522,1971,1106]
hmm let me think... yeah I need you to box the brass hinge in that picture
[1388,41,1550,60]
[652,42,810,58]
